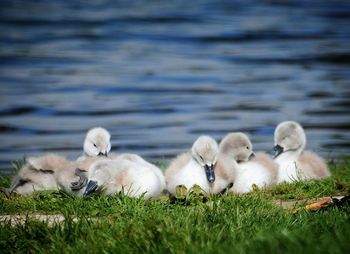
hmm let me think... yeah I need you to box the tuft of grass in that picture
[0,159,350,254]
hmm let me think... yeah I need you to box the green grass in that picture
[1,159,350,254]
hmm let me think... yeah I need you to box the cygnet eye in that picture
[93,144,97,148]
[246,146,249,149]
[199,155,204,161]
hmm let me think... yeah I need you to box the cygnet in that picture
[219,132,277,193]
[273,121,331,183]
[165,135,220,195]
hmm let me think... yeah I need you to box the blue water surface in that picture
[0,0,349,174]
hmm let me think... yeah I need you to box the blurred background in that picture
[0,0,349,174]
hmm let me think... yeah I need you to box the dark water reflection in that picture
[0,0,350,174]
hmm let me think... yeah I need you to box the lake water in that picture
[0,0,349,175]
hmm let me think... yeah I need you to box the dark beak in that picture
[204,164,215,183]
[248,153,255,160]
[5,176,27,196]
[98,152,108,157]
[273,145,284,158]
[84,180,98,195]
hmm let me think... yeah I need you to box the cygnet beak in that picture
[248,153,255,160]
[98,152,108,157]
[6,176,27,196]
[204,164,216,183]
[273,145,284,158]
[84,180,98,195]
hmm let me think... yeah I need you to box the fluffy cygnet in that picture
[74,127,112,187]
[165,135,220,195]
[84,154,165,199]
[6,154,68,195]
[219,132,277,194]
[77,127,111,161]
[273,121,331,183]
[5,154,106,196]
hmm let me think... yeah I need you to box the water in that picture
[0,0,349,175]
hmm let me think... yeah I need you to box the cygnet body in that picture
[165,135,219,195]
[84,154,164,199]
[273,121,331,183]
[219,133,277,193]
[116,153,166,191]
[232,153,278,193]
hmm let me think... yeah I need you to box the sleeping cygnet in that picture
[84,154,165,199]
[219,132,277,194]
[5,154,69,195]
[273,121,331,183]
[165,135,220,195]
[77,127,111,161]
[5,154,107,196]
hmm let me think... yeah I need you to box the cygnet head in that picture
[191,135,219,183]
[219,132,255,163]
[83,127,111,157]
[273,121,306,158]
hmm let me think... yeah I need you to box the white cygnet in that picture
[165,135,220,195]
[219,132,277,194]
[273,121,331,183]
[84,154,165,199]
[77,127,111,161]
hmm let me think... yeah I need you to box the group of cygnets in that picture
[5,121,331,199]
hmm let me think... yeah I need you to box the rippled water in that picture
[0,0,350,174]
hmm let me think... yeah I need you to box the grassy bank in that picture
[1,159,350,254]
